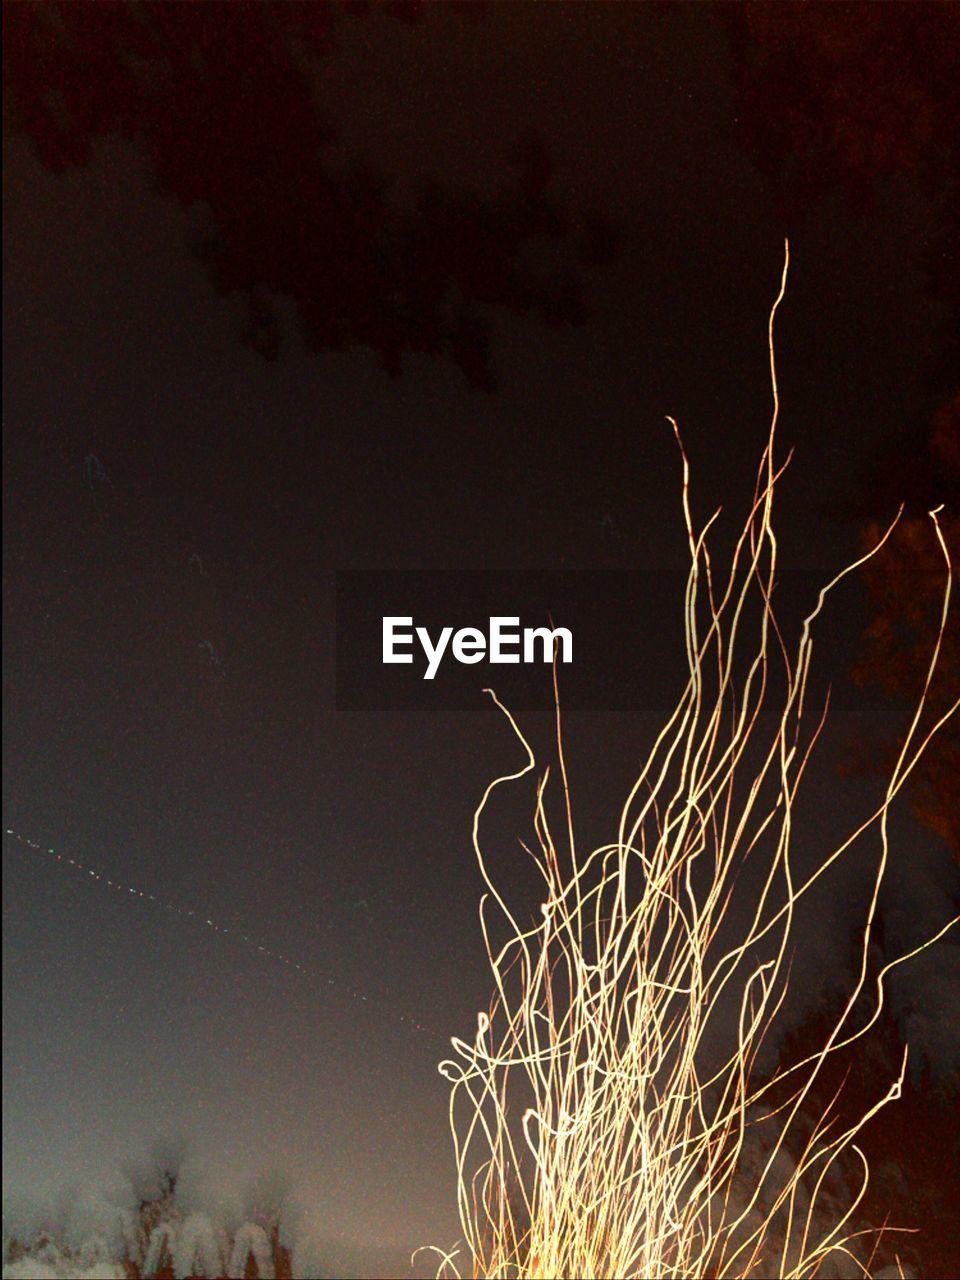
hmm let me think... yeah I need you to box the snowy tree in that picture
[228,1223,272,1280]
[172,1213,224,1280]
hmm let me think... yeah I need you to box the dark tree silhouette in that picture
[721,5,960,213]
[848,403,959,860]
[766,972,960,1280]
[3,1,610,390]
[721,3,960,858]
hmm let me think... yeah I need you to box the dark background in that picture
[3,4,958,1275]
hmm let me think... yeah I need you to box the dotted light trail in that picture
[4,826,444,1045]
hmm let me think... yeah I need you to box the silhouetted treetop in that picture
[4,1,608,389]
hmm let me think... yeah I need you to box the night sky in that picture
[3,5,959,1277]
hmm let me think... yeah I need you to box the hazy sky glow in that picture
[3,6,958,1277]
